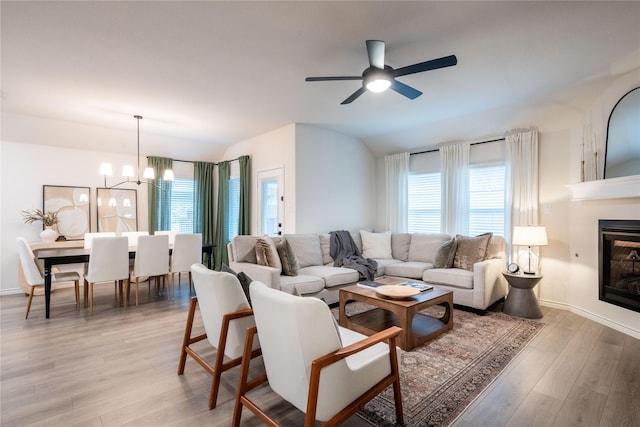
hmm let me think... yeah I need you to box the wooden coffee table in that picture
[338,277,453,351]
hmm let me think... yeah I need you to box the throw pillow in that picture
[255,237,282,270]
[221,263,253,306]
[277,238,299,276]
[433,238,457,268]
[453,232,493,271]
[360,230,393,259]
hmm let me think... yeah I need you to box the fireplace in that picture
[599,220,640,313]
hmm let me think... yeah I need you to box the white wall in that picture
[294,124,376,233]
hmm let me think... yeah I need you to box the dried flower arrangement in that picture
[21,209,59,227]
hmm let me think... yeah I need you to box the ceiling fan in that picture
[305,40,457,104]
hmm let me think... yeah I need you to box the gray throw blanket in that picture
[329,230,378,281]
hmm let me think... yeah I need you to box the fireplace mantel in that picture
[566,175,640,201]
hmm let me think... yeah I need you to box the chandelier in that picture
[99,115,174,188]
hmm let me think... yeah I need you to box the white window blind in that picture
[169,178,194,233]
[468,165,505,236]
[408,172,441,233]
[227,178,240,241]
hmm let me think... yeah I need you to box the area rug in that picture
[332,303,545,427]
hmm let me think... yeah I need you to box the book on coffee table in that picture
[398,281,433,292]
[357,280,385,290]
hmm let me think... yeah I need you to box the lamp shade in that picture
[512,225,548,246]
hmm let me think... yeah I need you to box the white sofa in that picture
[227,231,507,310]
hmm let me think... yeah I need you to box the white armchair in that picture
[233,281,403,426]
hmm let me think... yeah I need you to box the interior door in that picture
[257,167,284,236]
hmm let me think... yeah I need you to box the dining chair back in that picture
[155,230,178,245]
[232,281,403,426]
[169,233,203,298]
[17,237,81,318]
[84,236,130,314]
[129,234,170,305]
[178,263,260,410]
[83,232,116,249]
[121,231,149,247]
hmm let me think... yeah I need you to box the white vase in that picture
[40,227,58,242]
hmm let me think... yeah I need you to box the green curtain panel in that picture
[147,156,173,233]
[238,155,251,236]
[214,161,230,270]
[194,161,216,245]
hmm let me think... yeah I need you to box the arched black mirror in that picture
[604,87,640,179]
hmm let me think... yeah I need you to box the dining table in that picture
[36,243,214,318]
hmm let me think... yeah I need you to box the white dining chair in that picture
[121,231,149,247]
[169,233,203,298]
[83,236,130,315]
[16,237,82,319]
[155,230,178,245]
[128,234,170,306]
[83,232,116,249]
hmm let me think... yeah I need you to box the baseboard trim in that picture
[0,287,26,296]
[540,298,640,340]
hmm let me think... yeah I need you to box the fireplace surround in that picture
[599,219,640,313]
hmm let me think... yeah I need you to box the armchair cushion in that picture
[453,233,492,271]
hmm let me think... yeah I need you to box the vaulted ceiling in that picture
[2,1,639,157]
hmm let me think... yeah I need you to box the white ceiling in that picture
[2,1,639,157]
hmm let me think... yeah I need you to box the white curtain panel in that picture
[440,142,470,236]
[384,152,409,232]
[506,128,540,263]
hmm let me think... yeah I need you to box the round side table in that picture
[502,272,543,319]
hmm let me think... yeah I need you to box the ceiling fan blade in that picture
[305,76,362,82]
[366,40,385,69]
[390,79,423,100]
[393,55,458,77]
[341,86,367,104]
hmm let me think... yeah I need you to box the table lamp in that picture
[512,225,548,275]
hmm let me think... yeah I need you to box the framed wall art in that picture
[96,188,138,233]
[43,185,91,240]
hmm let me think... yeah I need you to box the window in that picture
[169,178,194,233]
[227,178,240,241]
[408,172,441,233]
[468,164,505,236]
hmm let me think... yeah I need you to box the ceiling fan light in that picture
[366,78,391,92]
[122,165,135,178]
[143,167,155,180]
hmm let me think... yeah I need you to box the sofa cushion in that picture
[298,265,359,287]
[319,233,333,264]
[277,238,299,276]
[391,233,411,261]
[256,237,282,270]
[408,233,451,263]
[423,268,474,289]
[433,238,457,268]
[360,230,392,259]
[372,258,404,277]
[285,234,322,268]
[486,236,506,259]
[453,233,492,271]
[279,274,325,296]
[384,261,434,279]
[232,235,258,263]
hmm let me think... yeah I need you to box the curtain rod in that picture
[146,156,242,165]
[409,137,505,156]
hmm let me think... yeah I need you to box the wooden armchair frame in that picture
[232,325,404,427]
[178,296,262,409]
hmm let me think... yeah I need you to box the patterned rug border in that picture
[334,305,546,427]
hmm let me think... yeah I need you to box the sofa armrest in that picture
[229,261,282,290]
[472,258,508,309]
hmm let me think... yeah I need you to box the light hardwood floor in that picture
[1,279,638,427]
